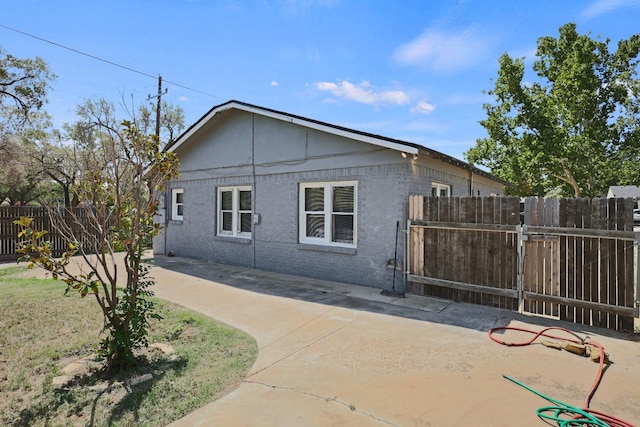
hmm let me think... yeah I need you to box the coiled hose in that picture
[488,326,636,427]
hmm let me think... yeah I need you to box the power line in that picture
[0,22,224,101]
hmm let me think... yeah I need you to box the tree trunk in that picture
[557,158,581,197]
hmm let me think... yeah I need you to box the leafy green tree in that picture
[466,23,640,197]
[16,117,179,368]
[0,133,40,204]
[0,48,55,204]
[137,100,185,146]
[32,98,185,207]
[34,132,80,207]
[0,112,55,205]
[29,97,185,208]
[0,46,55,124]
[30,99,118,208]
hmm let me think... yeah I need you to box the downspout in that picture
[403,198,409,294]
[469,170,474,196]
[164,188,168,254]
[252,113,257,269]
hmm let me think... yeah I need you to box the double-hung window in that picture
[217,186,252,238]
[171,188,184,220]
[431,182,450,197]
[299,181,356,247]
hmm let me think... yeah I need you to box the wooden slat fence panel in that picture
[523,197,562,317]
[523,197,636,331]
[460,197,476,304]
[408,195,638,332]
[408,196,521,310]
[1,207,51,262]
[0,206,109,262]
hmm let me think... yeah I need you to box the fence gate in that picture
[406,196,639,332]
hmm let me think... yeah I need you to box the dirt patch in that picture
[52,343,178,392]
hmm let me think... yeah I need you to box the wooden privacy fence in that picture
[407,196,639,332]
[1,207,49,262]
[0,206,99,262]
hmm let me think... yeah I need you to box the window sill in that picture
[169,219,183,224]
[214,235,252,244]
[297,243,357,255]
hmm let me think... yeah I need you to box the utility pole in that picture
[147,75,169,254]
[147,75,167,139]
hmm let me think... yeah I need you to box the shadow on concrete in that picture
[152,255,637,341]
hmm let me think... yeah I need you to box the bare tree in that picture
[17,116,179,367]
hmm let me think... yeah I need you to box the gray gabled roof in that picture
[166,100,505,183]
[607,185,640,199]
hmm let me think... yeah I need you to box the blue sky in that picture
[2,0,639,161]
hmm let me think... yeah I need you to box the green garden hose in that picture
[503,374,631,427]
[489,326,636,427]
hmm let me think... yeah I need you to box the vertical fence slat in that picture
[0,206,111,263]
[407,195,637,332]
[622,199,635,331]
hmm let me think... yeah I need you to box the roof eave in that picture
[165,100,504,184]
[167,101,418,155]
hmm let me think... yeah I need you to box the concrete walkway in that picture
[148,255,640,427]
[7,254,639,425]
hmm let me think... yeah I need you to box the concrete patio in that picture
[7,253,639,425]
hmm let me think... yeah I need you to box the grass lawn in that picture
[0,266,258,427]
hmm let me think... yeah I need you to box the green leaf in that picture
[466,22,640,197]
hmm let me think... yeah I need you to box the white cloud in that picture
[315,80,410,106]
[411,100,436,114]
[581,0,640,19]
[393,27,492,73]
[271,81,279,87]
[178,96,189,102]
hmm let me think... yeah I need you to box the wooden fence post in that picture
[635,232,640,319]
[517,223,526,313]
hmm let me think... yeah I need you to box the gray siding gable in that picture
[169,100,419,156]
[169,100,506,185]
[176,109,406,180]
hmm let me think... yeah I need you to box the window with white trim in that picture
[217,186,252,238]
[299,181,357,247]
[431,183,450,197]
[171,188,184,220]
